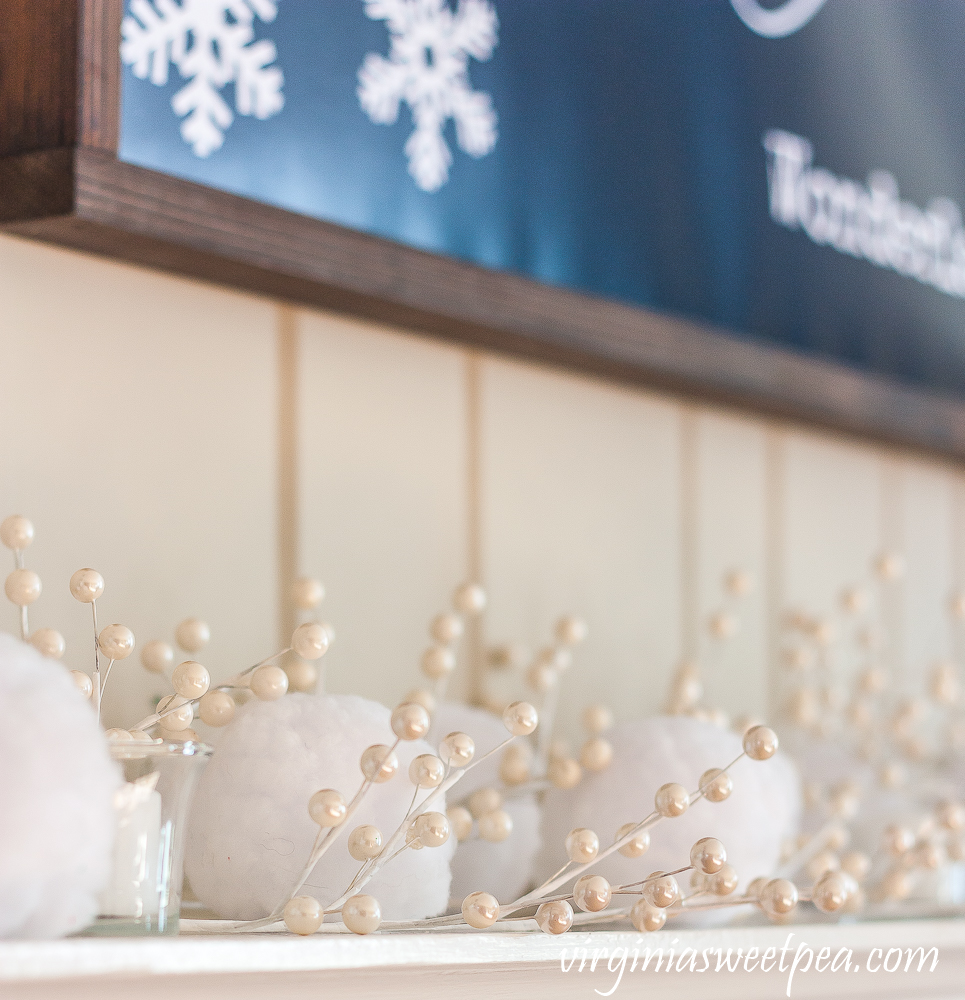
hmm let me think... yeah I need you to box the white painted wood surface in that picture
[692,412,769,720]
[478,358,683,731]
[0,235,279,726]
[297,310,470,706]
[1,920,962,1000]
[2,233,965,730]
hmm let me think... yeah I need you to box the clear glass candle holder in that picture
[86,739,211,936]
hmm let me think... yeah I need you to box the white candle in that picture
[98,773,162,918]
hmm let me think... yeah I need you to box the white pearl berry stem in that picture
[267,738,404,921]
[232,647,293,684]
[342,766,457,896]
[263,734,527,928]
[97,660,115,724]
[507,752,748,912]
[91,601,101,719]
[670,894,761,913]
[324,735,522,914]
[130,648,293,732]
[615,865,692,892]
[541,859,576,888]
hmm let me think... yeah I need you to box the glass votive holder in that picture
[87,739,211,935]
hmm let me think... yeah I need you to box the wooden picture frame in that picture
[3,0,965,459]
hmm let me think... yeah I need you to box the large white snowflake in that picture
[121,0,285,158]
[358,0,498,192]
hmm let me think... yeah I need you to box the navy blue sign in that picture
[119,1,965,399]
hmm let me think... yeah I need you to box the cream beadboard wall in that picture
[2,231,964,734]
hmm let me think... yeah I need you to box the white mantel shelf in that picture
[2,918,964,1000]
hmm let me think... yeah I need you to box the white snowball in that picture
[185,693,455,921]
[430,703,542,904]
[0,632,119,938]
[537,715,801,894]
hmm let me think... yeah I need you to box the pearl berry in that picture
[284,895,323,935]
[390,702,430,741]
[198,690,235,727]
[439,731,474,767]
[291,577,325,610]
[536,899,573,935]
[502,701,538,736]
[250,664,289,701]
[0,515,34,550]
[360,744,399,783]
[172,660,210,699]
[616,822,650,858]
[175,618,210,653]
[348,825,383,861]
[462,891,500,929]
[342,894,381,935]
[141,639,174,674]
[292,622,329,660]
[742,725,779,760]
[69,568,104,604]
[573,874,611,912]
[5,569,41,606]
[29,629,65,660]
[308,789,347,827]
[97,624,135,661]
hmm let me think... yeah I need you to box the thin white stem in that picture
[267,738,403,920]
[616,865,692,892]
[130,648,294,732]
[97,660,115,724]
[236,647,293,681]
[324,736,520,913]
[543,860,574,886]
[505,809,658,911]
[92,601,101,720]
[473,735,515,768]
[507,752,748,911]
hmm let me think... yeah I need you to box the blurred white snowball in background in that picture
[430,702,541,904]
[537,715,801,895]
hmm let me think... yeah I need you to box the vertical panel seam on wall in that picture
[880,453,905,680]
[954,476,965,664]
[680,406,700,662]
[465,350,485,706]
[277,305,299,651]
[763,423,786,724]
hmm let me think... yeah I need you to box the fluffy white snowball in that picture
[185,693,456,921]
[537,715,801,894]
[0,632,119,938]
[430,703,541,904]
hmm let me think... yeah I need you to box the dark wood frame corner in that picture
[3,0,965,460]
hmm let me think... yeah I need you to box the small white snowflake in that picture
[121,0,285,158]
[358,0,499,192]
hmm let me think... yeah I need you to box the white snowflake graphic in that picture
[358,0,499,192]
[121,0,285,158]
